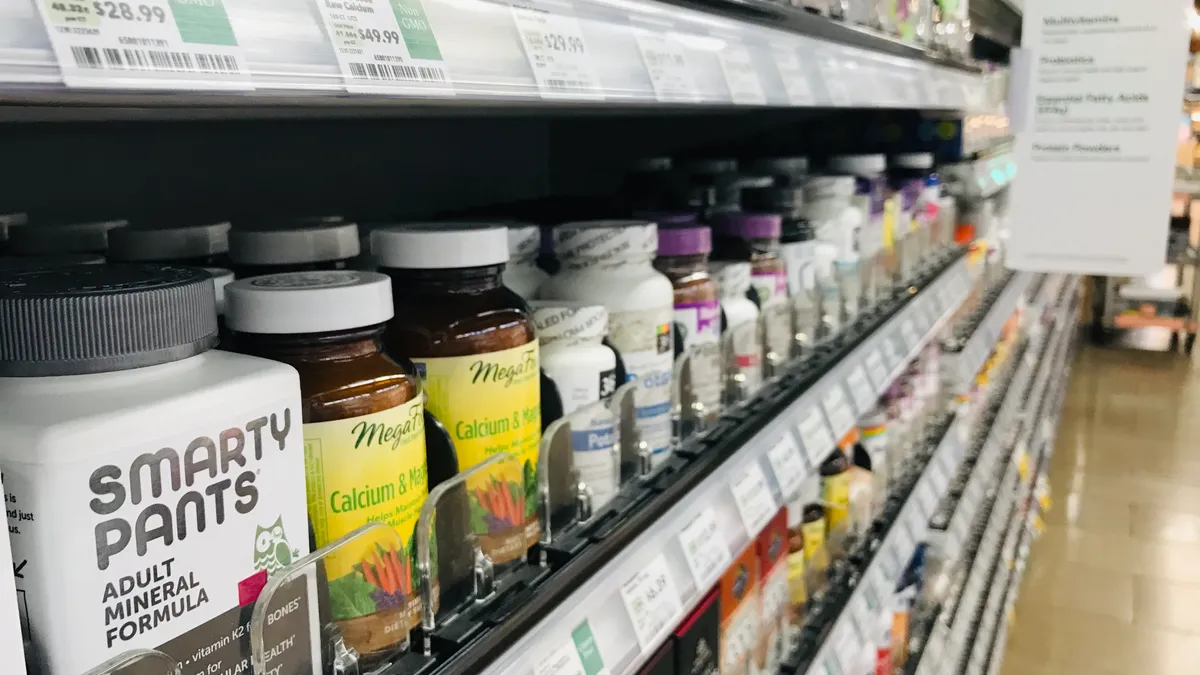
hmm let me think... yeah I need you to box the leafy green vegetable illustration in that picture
[328,571,377,620]
[523,460,538,518]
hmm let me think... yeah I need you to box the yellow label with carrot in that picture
[413,342,541,565]
[303,397,427,631]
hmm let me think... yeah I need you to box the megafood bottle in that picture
[372,223,541,566]
[224,270,427,662]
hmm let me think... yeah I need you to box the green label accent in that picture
[389,0,442,60]
[572,620,605,675]
[167,0,237,46]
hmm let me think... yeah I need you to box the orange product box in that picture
[719,543,759,675]
[755,509,790,675]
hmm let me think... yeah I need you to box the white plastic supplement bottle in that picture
[710,261,762,396]
[530,300,619,508]
[504,224,550,298]
[540,220,675,466]
[0,264,308,675]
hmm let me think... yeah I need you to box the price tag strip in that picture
[511,5,603,99]
[634,32,700,103]
[314,0,452,94]
[731,463,778,535]
[845,366,875,414]
[36,0,252,89]
[865,349,889,393]
[766,433,807,501]
[716,41,766,105]
[619,554,682,650]
[677,507,730,589]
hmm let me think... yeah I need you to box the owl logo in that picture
[253,516,299,576]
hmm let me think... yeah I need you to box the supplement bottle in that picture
[748,157,809,185]
[229,219,361,278]
[654,225,722,422]
[503,224,549,299]
[743,183,819,351]
[373,223,541,566]
[828,154,888,298]
[710,261,762,396]
[805,177,860,325]
[7,219,127,256]
[820,452,852,554]
[541,220,674,467]
[0,264,307,675]
[890,153,940,254]
[225,270,425,662]
[107,221,231,266]
[529,301,619,508]
[711,212,792,372]
[680,158,739,217]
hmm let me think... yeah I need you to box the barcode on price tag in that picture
[678,507,731,587]
[35,0,252,89]
[822,386,856,439]
[717,42,766,105]
[731,463,777,534]
[314,0,453,95]
[619,554,682,649]
[846,366,875,414]
[797,408,836,465]
[635,33,700,102]
[865,349,889,391]
[767,434,807,500]
[511,6,603,100]
[771,45,813,104]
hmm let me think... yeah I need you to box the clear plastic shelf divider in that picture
[610,380,652,481]
[722,320,761,406]
[537,399,618,560]
[82,649,180,675]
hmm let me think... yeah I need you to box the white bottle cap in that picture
[710,261,752,297]
[507,224,542,260]
[890,153,934,170]
[229,221,360,265]
[529,300,609,345]
[8,219,127,255]
[203,267,235,315]
[225,270,393,334]
[828,154,886,176]
[804,176,857,201]
[554,220,657,261]
[371,222,509,269]
[108,221,231,262]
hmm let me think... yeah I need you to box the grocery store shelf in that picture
[470,253,973,675]
[942,142,1016,201]
[0,0,1000,119]
[943,270,1032,396]
[905,277,1079,675]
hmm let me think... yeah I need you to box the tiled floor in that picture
[1001,341,1200,675]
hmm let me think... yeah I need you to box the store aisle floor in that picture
[1001,342,1200,675]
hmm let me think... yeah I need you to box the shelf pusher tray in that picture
[81,648,180,675]
[473,253,974,675]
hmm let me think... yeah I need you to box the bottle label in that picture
[787,550,807,607]
[674,298,722,415]
[303,398,427,638]
[569,410,619,509]
[413,342,541,564]
[726,319,762,393]
[801,518,825,561]
[607,306,673,462]
[823,471,851,532]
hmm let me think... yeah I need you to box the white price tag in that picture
[798,408,836,465]
[846,366,875,414]
[883,337,904,370]
[678,507,731,588]
[313,0,452,94]
[865,350,889,391]
[635,33,700,102]
[511,6,603,99]
[717,42,766,105]
[534,622,608,675]
[771,45,813,104]
[36,0,252,90]
[929,459,949,492]
[832,621,860,667]
[916,481,939,518]
[767,434,807,500]
[619,554,682,649]
[731,463,778,535]
[895,515,917,555]
[816,57,852,106]
[819,651,845,675]
[822,386,856,439]
[901,319,921,348]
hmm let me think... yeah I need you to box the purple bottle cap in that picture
[712,212,782,239]
[657,225,712,256]
[634,211,699,227]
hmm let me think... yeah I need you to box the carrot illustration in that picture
[372,550,395,594]
[383,545,404,594]
[397,552,411,595]
[361,561,380,588]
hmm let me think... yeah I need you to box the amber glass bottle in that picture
[373,223,541,569]
[224,270,426,664]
